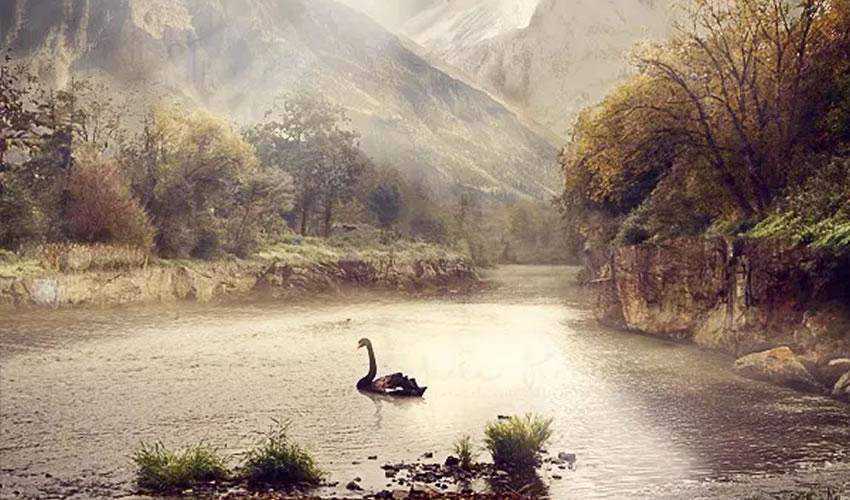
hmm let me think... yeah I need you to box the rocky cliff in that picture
[587,237,850,401]
[402,0,671,137]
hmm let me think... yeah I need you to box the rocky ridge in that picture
[586,237,850,402]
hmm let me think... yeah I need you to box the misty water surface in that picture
[1,266,849,498]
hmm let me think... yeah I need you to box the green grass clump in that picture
[484,414,553,471]
[240,421,324,486]
[453,434,478,470]
[132,441,229,492]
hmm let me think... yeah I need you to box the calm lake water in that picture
[1,266,849,498]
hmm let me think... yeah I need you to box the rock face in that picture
[401,0,671,137]
[2,0,558,199]
[587,236,850,398]
[734,347,822,392]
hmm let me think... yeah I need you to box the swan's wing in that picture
[372,373,406,391]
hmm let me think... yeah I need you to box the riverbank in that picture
[0,236,479,309]
[585,236,850,403]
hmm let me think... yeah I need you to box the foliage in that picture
[66,148,154,249]
[367,182,403,229]
[453,435,477,470]
[132,441,229,492]
[239,421,324,486]
[749,157,850,250]
[246,91,365,237]
[484,414,553,471]
[560,0,850,250]
[0,53,50,169]
[123,105,291,258]
[500,200,575,264]
[256,229,464,267]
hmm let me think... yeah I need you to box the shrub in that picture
[123,105,291,259]
[66,149,154,249]
[240,421,323,486]
[484,414,553,471]
[0,173,50,250]
[453,435,477,470]
[749,157,850,250]
[132,441,229,492]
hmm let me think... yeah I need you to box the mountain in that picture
[336,0,440,31]
[400,0,671,138]
[403,0,539,55]
[0,0,560,199]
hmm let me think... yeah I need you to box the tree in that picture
[367,182,403,229]
[560,0,841,251]
[0,54,48,173]
[123,105,291,258]
[634,0,829,216]
[58,78,129,153]
[247,91,364,236]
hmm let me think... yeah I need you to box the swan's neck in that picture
[358,344,377,388]
[365,344,377,381]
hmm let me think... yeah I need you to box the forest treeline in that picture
[559,0,850,252]
[0,61,569,266]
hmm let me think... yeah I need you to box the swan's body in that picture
[357,338,426,397]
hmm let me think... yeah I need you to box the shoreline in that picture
[0,249,480,311]
[584,236,850,404]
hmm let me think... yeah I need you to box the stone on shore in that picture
[819,358,850,388]
[833,372,850,402]
[734,347,822,392]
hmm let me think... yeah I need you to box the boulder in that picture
[734,347,822,392]
[833,372,850,402]
[818,358,850,388]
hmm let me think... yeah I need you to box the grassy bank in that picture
[0,231,477,308]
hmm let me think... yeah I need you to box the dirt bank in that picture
[0,255,478,309]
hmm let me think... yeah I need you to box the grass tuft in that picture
[240,420,324,486]
[453,434,478,470]
[484,414,553,471]
[131,441,229,492]
[28,243,148,272]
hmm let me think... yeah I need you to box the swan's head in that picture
[357,338,371,349]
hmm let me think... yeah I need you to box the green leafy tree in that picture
[123,105,291,258]
[367,182,403,230]
[247,91,364,236]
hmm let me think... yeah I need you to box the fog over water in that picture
[2,267,848,498]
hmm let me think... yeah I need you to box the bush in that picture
[0,174,50,250]
[132,441,229,492]
[123,105,291,259]
[240,421,323,486]
[66,149,154,249]
[484,414,553,471]
[749,157,850,251]
[453,435,477,470]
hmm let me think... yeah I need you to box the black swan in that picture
[356,338,426,397]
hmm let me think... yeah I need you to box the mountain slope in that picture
[1,0,559,199]
[402,0,671,138]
